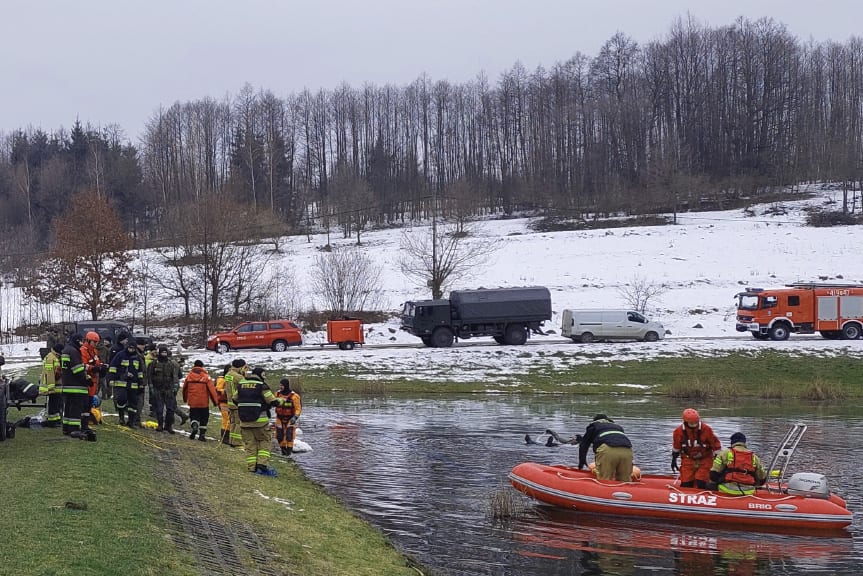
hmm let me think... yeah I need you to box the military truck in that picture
[400,286,552,347]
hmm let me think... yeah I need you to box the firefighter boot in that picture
[164,420,175,434]
[189,421,199,440]
[117,408,126,426]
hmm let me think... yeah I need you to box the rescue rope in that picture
[104,422,170,451]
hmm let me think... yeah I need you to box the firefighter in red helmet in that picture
[671,408,721,488]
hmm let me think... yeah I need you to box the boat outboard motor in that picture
[787,473,830,499]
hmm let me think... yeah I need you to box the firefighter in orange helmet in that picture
[81,331,106,422]
[672,408,721,488]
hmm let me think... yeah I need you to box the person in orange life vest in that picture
[671,408,721,488]
[709,432,767,495]
[81,331,106,423]
[214,364,231,444]
[274,378,302,456]
[183,360,219,442]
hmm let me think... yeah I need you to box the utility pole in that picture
[431,188,437,299]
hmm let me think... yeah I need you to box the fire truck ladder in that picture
[785,282,860,289]
[764,423,807,494]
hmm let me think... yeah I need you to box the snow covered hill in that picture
[2,184,862,379]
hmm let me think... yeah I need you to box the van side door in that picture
[601,311,626,339]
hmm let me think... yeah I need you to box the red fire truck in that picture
[736,283,863,341]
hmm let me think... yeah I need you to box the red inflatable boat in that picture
[509,462,852,530]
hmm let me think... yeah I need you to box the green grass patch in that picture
[258,350,863,398]
[0,422,422,576]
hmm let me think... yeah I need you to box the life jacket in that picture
[678,423,714,459]
[275,391,297,418]
[723,447,757,485]
[81,344,102,395]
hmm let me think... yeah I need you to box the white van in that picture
[561,309,665,343]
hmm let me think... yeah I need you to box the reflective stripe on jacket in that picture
[232,375,277,427]
[60,343,88,394]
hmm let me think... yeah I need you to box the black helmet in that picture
[70,333,84,346]
[231,359,246,369]
[252,367,265,377]
[52,343,64,354]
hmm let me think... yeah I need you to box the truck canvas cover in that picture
[450,287,551,322]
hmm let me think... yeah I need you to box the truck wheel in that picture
[841,323,862,340]
[504,324,528,345]
[769,323,791,341]
[420,336,433,347]
[432,328,454,348]
[272,340,288,352]
[493,336,506,344]
[580,332,594,344]
[337,342,347,350]
[216,342,230,354]
[343,341,355,350]
[643,331,659,342]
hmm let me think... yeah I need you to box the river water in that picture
[293,395,862,576]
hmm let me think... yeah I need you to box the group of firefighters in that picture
[37,331,302,476]
[575,408,767,494]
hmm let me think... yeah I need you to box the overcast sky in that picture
[2,0,860,142]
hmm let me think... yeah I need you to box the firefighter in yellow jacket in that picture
[232,366,284,476]
[223,359,247,447]
[40,343,64,427]
[214,364,231,444]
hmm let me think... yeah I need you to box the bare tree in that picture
[309,248,384,314]
[24,191,132,320]
[399,220,497,299]
[617,275,667,313]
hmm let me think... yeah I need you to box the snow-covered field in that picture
[2,184,862,382]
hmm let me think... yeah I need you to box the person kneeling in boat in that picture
[672,408,721,489]
[709,432,767,495]
[577,414,633,481]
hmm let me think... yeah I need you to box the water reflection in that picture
[295,395,863,575]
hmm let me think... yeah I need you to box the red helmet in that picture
[683,408,700,425]
[85,331,100,343]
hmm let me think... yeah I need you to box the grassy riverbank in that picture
[282,351,862,399]
[0,422,422,576]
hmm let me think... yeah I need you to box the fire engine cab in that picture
[736,283,863,341]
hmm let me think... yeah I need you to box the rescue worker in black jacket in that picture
[577,414,633,481]
[109,340,144,426]
[232,366,285,476]
[60,333,94,439]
